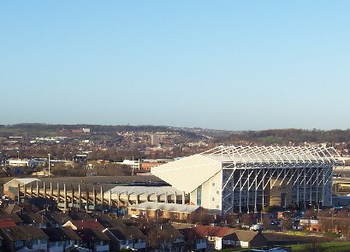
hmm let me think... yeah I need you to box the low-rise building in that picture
[42,227,81,252]
[128,202,202,221]
[103,226,147,251]
[0,226,48,252]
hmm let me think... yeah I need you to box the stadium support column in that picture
[182,191,185,205]
[239,172,242,213]
[136,193,139,205]
[247,173,250,213]
[117,191,120,208]
[57,183,60,202]
[36,181,40,197]
[23,183,26,199]
[93,186,96,211]
[63,183,67,212]
[126,191,129,207]
[43,182,46,199]
[254,169,258,213]
[50,183,53,199]
[78,184,81,210]
[303,168,306,209]
[71,185,75,208]
[100,186,104,206]
[108,189,112,209]
[30,182,33,198]
[262,178,265,212]
[17,184,21,204]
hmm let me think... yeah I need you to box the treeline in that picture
[219,128,350,145]
[0,123,202,139]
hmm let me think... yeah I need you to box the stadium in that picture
[151,145,341,214]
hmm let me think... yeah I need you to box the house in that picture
[299,218,322,232]
[103,226,147,251]
[75,228,110,252]
[63,219,109,252]
[0,211,24,226]
[180,228,207,251]
[42,227,81,252]
[43,212,73,227]
[17,212,47,228]
[95,213,126,228]
[192,225,235,250]
[192,226,268,250]
[0,226,48,252]
[145,225,186,252]
[234,230,268,248]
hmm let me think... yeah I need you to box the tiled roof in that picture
[157,226,184,240]
[42,227,81,242]
[105,226,147,240]
[193,226,235,238]
[44,213,73,226]
[17,212,46,225]
[64,219,104,230]
[95,214,126,228]
[0,212,24,224]
[76,228,110,242]
[0,219,17,228]
[0,226,48,241]
[234,230,264,242]
[3,204,22,214]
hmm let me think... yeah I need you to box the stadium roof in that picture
[151,145,341,193]
[106,185,182,196]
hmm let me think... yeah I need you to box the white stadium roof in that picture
[106,185,182,196]
[151,145,341,193]
[151,154,222,194]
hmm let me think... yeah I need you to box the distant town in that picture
[1,124,350,252]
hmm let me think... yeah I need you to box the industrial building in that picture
[151,145,341,214]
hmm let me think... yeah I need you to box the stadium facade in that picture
[151,145,341,214]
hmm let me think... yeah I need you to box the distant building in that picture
[73,154,88,163]
[82,128,91,133]
[7,159,28,167]
[120,159,141,170]
[141,159,173,171]
[3,178,40,199]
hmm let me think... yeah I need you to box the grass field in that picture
[291,241,350,252]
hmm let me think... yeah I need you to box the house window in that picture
[14,241,24,248]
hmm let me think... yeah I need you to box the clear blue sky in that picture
[1,1,349,131]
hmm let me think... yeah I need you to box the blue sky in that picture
[1,1,349,131]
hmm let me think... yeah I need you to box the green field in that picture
[290,241,350,252]
[221,241,350,252]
